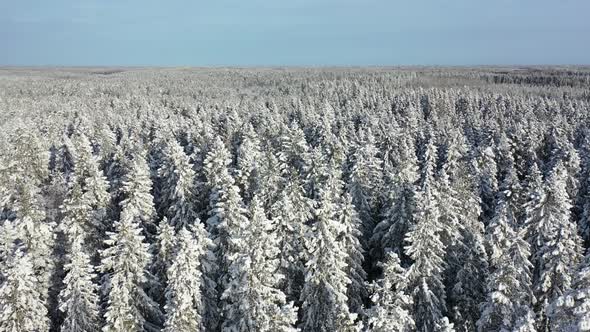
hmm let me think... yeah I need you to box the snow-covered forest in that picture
[1,67,590,332]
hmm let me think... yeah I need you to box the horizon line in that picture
[1,64,590,70]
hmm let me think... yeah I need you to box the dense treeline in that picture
[1,67,590,331]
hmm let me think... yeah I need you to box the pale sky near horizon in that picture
[1,0,589,66]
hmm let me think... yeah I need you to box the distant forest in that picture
[1,67,590,331]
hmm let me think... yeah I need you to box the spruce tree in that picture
[270,179,313,303]
[435,168,464,251]
[81,161,111,251]
[204,137,249,279]
[438,135,488,331]
[476,146,498,225]
[157,139,199,230]
[513,310,538,332]
[540,127,580,198]
[365,252,414,332]
[300,166,359,332]
[303,146,329,200]
[2,130,56,308]
[277,121,311,178]
[521,162,544,227]
[151,218,175,306]
[448,217,488,332]
[477,202,535,331]
[100,155,162,332]
[0,248,50,332]
[347,127,384,246]
[163,226,209,332]
[235,124,263,204]
[340,193,367,313]
[529,163,583,330]
[548,251,590,331]
[71,132,110,228]
[60,179,92,247]
[576,136,590,247]
[54,135,76,183]
[371,134,418,266]
[203,137,248,329]
[58,178,101,332]
[578,172,590,247]
[221,196,298,331]
[59,243,101,332]
[257,149,285,211]
[404,138,447,332]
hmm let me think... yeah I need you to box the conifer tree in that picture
[221,196,298,331]
[204,137,249,279]
[405,138,447,332]
[303,146,330,200]
[203,137,250,329]
[100,155,162,332]
[521,162,544,226]
[0,221,18,266]
[435,168,463,250]
[365,252,414,332]
[62,132,111,263]
[257,149,285,211]
[447,216,488,332]
[156,219,175,271]
[476,146,498,225]
[477,202,535,331]
[496,155,523,222]
[371,134,418,265]
[495,132,517,186]
[151,218,175,306]
[340,193,367,313]
[163,226,209,332]
[70,131,97,180]
[300,166,359,332]
[540,127,581,198]
[513,310,538,332]
[575,135,590,247]
[1,129,56,306]
[528,163,583,330]
[0,248,50,332]
[437,133,489,332]
[278,121,311,178]
[347,127,384,246]
[157,139,199,230]
[578,172,590,247]
[55,135,76,183]
[45,165,69,231]
[58,178,101,332]
[105,144,128,208]
[548,250,590,331]
[59,243,101,332]
[82,162,111,250]
[60,179,92,247]
[270,179,313,302]
[438,132,479,242]
[119,152,158,237]
[235,124,263,204]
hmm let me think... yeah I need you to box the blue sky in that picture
[1,0,589,66]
